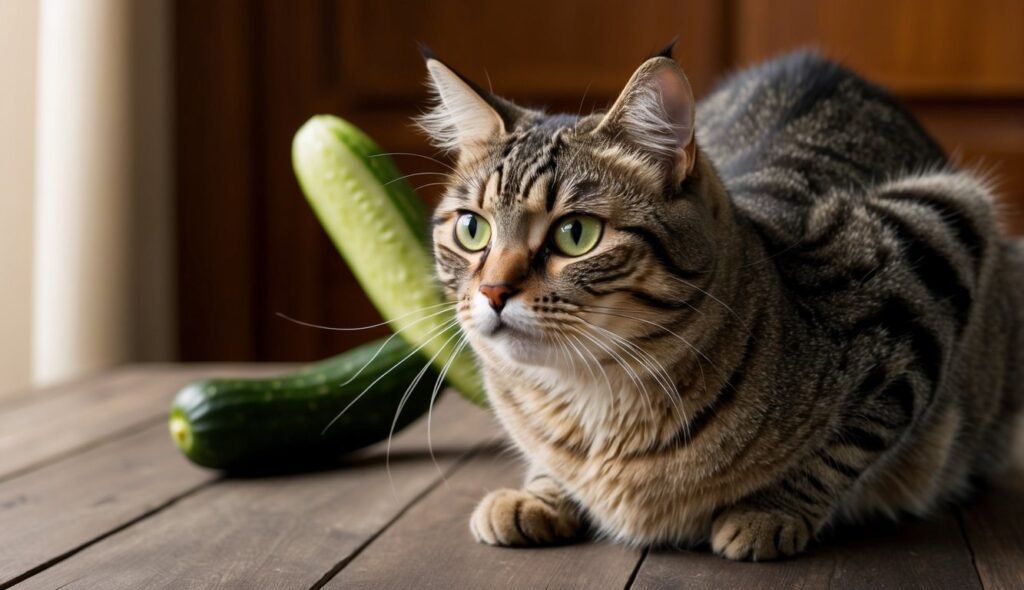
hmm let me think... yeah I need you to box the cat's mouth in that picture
[482,318,529,339]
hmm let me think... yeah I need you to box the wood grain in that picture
[336,0,726,101]
[14,394,498,590]
[0,365,288,481]
[632,512,982,590]
[735,0,1024,98]
[174,0,259,362]
[0,423,214,588]
[174,0,729,363]
[958,467,1024,590]
[911,101,1024,235]
[0,371,116,410]
[324,453,643,590]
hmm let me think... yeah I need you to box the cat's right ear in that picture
[416,46,517,160]
[594,55,696,185]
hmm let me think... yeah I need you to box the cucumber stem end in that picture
[169,410,193,453]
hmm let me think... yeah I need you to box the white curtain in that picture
[0,0,39,395]
[30,0,175,388]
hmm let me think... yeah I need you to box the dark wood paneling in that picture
[175,0,727,362]
[176,0,1022,362]
[912,101,1024,235]
[335,0,726,103]
[735,0,1024,98]
[733,0,1024,236]
[174,0,258,361]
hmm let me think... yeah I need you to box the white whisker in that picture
[335,305,459,388]
[368,151,456,172]
[386,324,465,497]
[384,171,449,187]
[275,301,455,332]
[321,317,461,435]
[427,334,470,483]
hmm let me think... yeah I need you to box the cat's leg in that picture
[711,377,920,561]
[708,473,824,561]
[470,468,582,546]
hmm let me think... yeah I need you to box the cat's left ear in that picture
[596,56,696,184]
[416,46,526,161]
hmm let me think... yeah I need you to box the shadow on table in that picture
[220,440,506,479]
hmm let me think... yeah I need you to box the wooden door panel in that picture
[334,0,726,103]
[735,0,1024,98]
[913,101,1024,234]
[176,0,1022,362]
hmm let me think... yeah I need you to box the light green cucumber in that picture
[292,115,486,406]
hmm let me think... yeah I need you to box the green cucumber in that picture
[169,337,444,470]
[292,115,486,405]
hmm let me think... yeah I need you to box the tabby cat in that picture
[419,44,1024,560]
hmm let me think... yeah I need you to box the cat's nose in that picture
[479,283,519,314]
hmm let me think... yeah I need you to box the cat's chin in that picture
[477,326,560,367]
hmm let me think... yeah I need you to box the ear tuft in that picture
[652,36,679,60]
[416,41,437,62]
[596,57,696,181]
[416,57,505,156]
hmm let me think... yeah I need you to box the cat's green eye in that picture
[454,212,491,252]
[552,215,603,257]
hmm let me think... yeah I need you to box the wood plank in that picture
[911,100,1024,236]
[958,468,1024,589]
[734,0,1024,98]
[0,365,289,481]
[0,370,119,411]
[324,453,643,590]
[0,423,214,588]
[174,0,259,362]
[631,512,981,590]
[337,0,726,101]
[13,394,497,590]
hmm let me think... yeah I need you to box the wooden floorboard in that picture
[0,370,120,410]
[4,367,1022,589]
[631,511,983,590]
[12,395,496,590]
[323,453,644,590]
[0,423,215,589]
[958,467,1024,590]
[0,365,288,482]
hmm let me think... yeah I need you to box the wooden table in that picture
[1,366,1021,589]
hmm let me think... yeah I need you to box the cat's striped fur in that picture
[421,47,1024,560]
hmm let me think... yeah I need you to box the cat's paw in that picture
[470,488,579,546]
[710,509,811,561]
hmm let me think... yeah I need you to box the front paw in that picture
[470,488,579,546]
[711,509,811,561]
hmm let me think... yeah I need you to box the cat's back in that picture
[696,51,946,197]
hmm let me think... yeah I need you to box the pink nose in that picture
[479,284,518,314]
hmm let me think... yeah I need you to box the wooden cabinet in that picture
[733,0,1024,234]
[176,0,1024,362]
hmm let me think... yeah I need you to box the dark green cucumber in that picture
[169,337,443,470]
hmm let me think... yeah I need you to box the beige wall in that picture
[0,0,39,396]
[0,0,174,396]
[34,0,176,387]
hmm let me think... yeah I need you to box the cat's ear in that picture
[416,46,522,159]
[595,56,696,183]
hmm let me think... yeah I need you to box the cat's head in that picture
[420,48,726,371]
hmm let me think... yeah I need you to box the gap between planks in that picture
[0,365,291,484]
[11,393,499,590]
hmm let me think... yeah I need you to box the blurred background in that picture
[1,0,1022,397]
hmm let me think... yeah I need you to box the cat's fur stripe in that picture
[421,49,1024,561]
